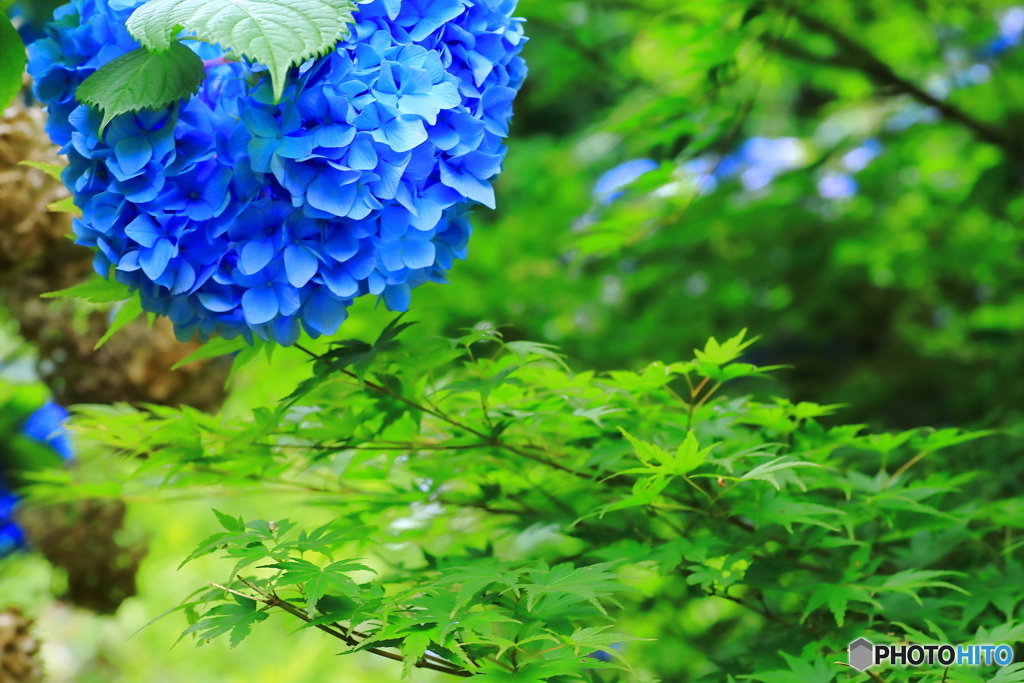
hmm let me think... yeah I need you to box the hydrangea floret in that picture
[28,0,527,345]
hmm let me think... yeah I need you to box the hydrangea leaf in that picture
[0,12,26,112]
[126,0,358,102]
[75,44,205,132]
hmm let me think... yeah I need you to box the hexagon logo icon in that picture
[849,638,874,671]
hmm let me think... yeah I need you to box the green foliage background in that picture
[4,0,1024,682]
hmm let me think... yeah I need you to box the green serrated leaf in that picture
[42,275,132,304]
[75,44,205,133]
[213,509,245,534]
[674,431,712,474]
[401,630,433,679]
[225,339,265,386]
[0,12,25,112]
[617,427,672,467]
[18,160,65,181]
[262,558,374,616]
[126,0,357,102]
[172,336,250,370]
[525,563,627,615]
[47,196,81,217]
[182,597,268,648]
[505,340,571,372]
[94,296,144,350]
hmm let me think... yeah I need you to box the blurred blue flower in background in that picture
[817,173,858,200]
[22,402,74,462]
[984,7,1024,57]
[593,159,658,204]
[734,137,808,192]
[1,402,73,558]
[0,492,25,557]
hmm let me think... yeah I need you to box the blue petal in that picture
[248,137,278,173]
[197,289,239,312]
[241,285,279,324]
[284,244,319,287]
[440,161,496,208]
[244,108,281,138]
[381,115,428,153]
[307,174,356,217]
[114,135,153,176]
[380,240,406,271]
[348,135,378,170]
[171,261,196,295]
[315,122,356,149]
[274,283,302,316]
[322,265,360,298]
[402,239,435,269]
[140,238,175,280]
[239,239,276,275]
[124,215,161,248]
[324,228,359,261]
[464,151,503,180]
[22,402,73,460]
[383,282,411,311]
[117,250,142,272]
[304,289,349,335]
[277,134,315,160]
[271,316,301,346]
[404,0,465,41]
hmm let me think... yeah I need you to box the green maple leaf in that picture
[801,583,881,627]
[524,563,627,615]
[182,596,269,648]
[42,274,133,304]
[262,558,374,616]
[432,564,527,608]
[126,0,357,101]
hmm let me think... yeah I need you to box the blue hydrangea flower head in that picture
[28,0,527,345]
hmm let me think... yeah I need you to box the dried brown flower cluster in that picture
[15,500,148,615]
[0,608,42,683]
[0,90,231,410]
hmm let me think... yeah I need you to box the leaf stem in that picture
[234,576,472,677]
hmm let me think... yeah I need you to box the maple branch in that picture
[777,10,1024,159]
[231,577,472,678]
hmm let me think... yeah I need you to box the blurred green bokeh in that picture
[4,0,1024,680]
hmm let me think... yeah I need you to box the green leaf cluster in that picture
[59,321,1020,682]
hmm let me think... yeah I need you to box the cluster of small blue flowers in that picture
[1,402,73,557]
[28,0,526,345]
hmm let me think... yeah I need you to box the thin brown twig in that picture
[292,343,599,481]
[232,577,472,677]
